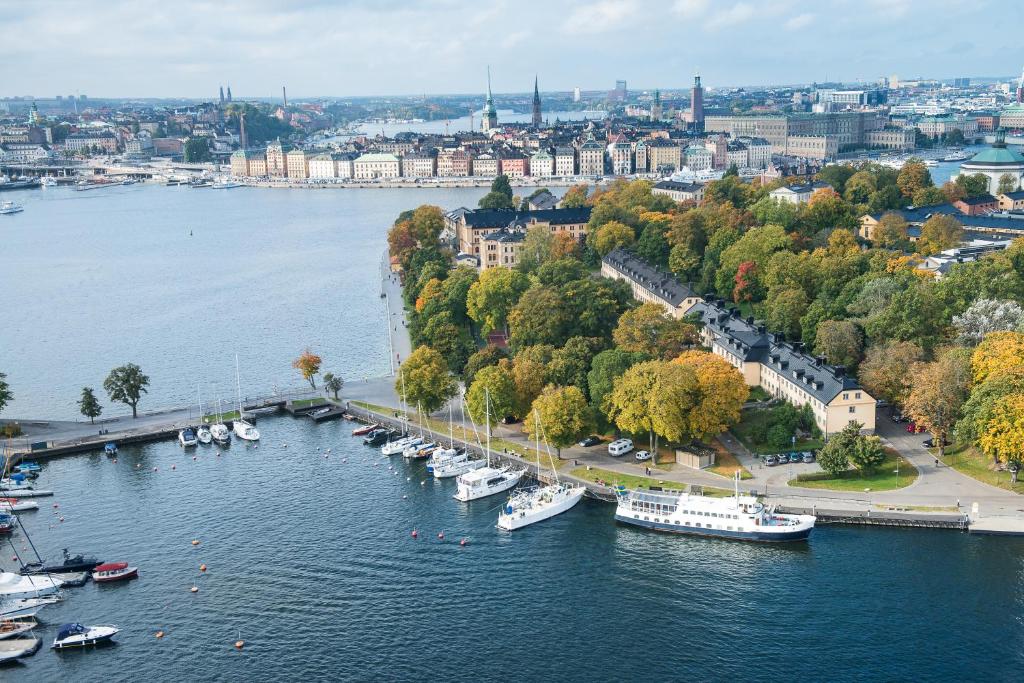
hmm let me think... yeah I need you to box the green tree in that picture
[518,225,554,272]
[912,186,946,207]
[849,435,886,473]
[103,363,150,418]
[323,373,343,400]
[715,224,791,298]
[77,387,102,424]
[183,136,211,162]
[397,346,457,415]
[612,303,698,359]
[918,214,964,254]
[606,360,662,446]
[0,372,10,414]
[548,336,602,394]
[587,349,645,421]
[466,363,518,429]
[633,222,671,268]
[420,312,475,373]
[843,170,877,205]
[507,285,571,349]
[817,165,857,194]
[523,385,593,458]
[998,173,1019,195]
[764,286,809,340]
[817,422,862,475]
[478,175,514,209]
[896,159,933,198]
[592,220,635,256]
[813,319,863,368]
[408,205,445,244]
[955,173,990,199]
[466,267,531,334]
[946,128,965,146]
[724,162,739,177]
[512,345,555,413]
[463,345,508,386]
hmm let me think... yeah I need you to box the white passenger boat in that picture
[0,201,24,215]
[381,435,420,456]
[614,474,815,542]
[0,573,63,599]
[403,442,435,459]
[0,596,62,620]
[211,179,244,189]
[0,637,41,662]
[51,623,120,649]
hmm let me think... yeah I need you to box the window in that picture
[843,393,849,400]
[855,392,861,399]
[849,406,856,413]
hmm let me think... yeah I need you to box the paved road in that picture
[380,251,412,372]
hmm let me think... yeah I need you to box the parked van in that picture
[608,439,634,456]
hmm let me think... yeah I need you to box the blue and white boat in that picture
[51,623,119,649]
[104,443,118,456]
[13,462,40,475]
[178,428,198,447]
[614,476,815,542]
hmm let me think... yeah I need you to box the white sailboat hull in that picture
[0,573,62,599]
[453,468,524,501]
[433,458,485,479]
[496,485,586,531]
[233,420,260,441]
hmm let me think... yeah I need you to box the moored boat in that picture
[232,419,260,441]
[209,422,231,444]
[381,435,419,456]
[0,475,52,497]
[0,596,62,620]
[91,562,138,583]
[196,425,213,444]
[104,442,118,456]
[0,514,18,533]
[21,549,102,575]
[51,623,120,649]
[0,201,24,215]
[0,499,38,513]
[0,637,41,662]
[50,572,88,588]
[0,573,62,599]
[497,482,585,531]
[352,423,379,436]
[432,455,485,479]
[363,428,392,446]
[454,465,524,501]
[0,618,38,640]
[404,442,437,459]
[178,428,198,447]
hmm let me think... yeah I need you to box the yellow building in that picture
[286,149,313,179]
[454,207,590,261]
[266,139,287,177]
[600,248,703,319]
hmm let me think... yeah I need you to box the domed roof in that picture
[966,146,1024,165]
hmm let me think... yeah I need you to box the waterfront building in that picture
[652,180,705,203]
[353,152,401,179]
[482,68,498,132]
[769,181,833,205]
[998,190,1024,210]
[554,146,576,176]
[532,76,542,127]
[783,135,838,160]
[705,111,884,156]
[437,148,472,177]
[858,203,1024,241]
[480,224,527,270]
[64,132,119,153]
[308,152,338,179]
[401,150,436,178]
[472,152,499,177]
[999,104,1024,128]
[230,149,253,176]
[266,139,287,177]
[866,127,916,151]
[529,149,554,177]
[600,248,703,319]
[951,132,1024,194]
[286,149,313,179]
[454,207,590,258]
[691,299,876,436]
[917,115,979,141]
[334,153,355,179]
[500,150,527,178]
[607,141,633,175]
[578,136,605,176]
[0,142,51,163]
[647,138,682,173]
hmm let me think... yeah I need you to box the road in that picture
[380,251,412,372]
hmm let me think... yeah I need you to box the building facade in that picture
[601,248,703,319]
[455,207,590,259]
[353,152,401,179]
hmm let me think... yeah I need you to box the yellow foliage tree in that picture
[672,350,748,438]
[972,331,1024,383]
[979,393,1024,465]
[292,348,323,389]
[415,277,443,313]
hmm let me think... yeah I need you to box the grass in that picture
[708,439,753,480]
[747,386,771,402]
[202,410,240,423]
[731,408,824,454]
[937,442,1024,494]
[569,466,733,497]
[290,398,327,408]
[787,450,918,492]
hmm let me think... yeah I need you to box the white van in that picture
[608,439,634,456]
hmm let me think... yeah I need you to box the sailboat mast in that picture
[235,354,243,418]
[485,389,491,468]
[534,409,541,481]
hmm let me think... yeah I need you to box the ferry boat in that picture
[614,476,815,542]
[211,179,244,189]
[0,201,24,215]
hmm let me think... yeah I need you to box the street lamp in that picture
[894,456,900,487]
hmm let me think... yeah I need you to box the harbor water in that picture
[3,414,1024,681]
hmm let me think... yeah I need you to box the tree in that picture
[466,267,530,334]
[78,387,102,424]
[671,351,748,438]
[817,165,856,195]
[955,173,990,199]
[912,186,947,207]
[523,385,593,458]
[724,162,739,177]
[588,349,645,421]
[979,393,1024,465]
[606,360,662,447]
[896,159,933,198]
[859,341,924,406]
[801,188,857,236]
[904,350,972,458]
[292,348,323,389]
[548,336,602,394]
[323,373,343,400]
[0,372,10,415]
[183,136,211,162]
[668,244,701,281]
[817,422,861,475]
[560,184,589,208]
[998,173,1019,195]
[633,222,671,269]
[955,368,1024,445]
[971,331,1024,383]
[813,319,863,368]
[764,286,809,340]
[715,224,791,298]
[396,345,457,415]
[463,345,508,386]
[420,313,475,373]
[946,128,966,146]
[103,363,150,418]
[872,212,909,247]
[953,299,1024,345]
[408,205,445,245]
[466,363,519,430]
[387,220,417,261]
[507,285,570,349]
[849,435,886,473]
[733,261,764,304]
[612,303,698,359]
[478,175,514,209]
[512,345,555,413]
[843,171,877,205]
[592,220,635,256]
[518,225,554,272]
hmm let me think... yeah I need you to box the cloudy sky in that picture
[4,0,1021,98]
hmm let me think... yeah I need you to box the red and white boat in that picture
[351,423,378,436]
[91,562,138,583]
[0,498,39,512]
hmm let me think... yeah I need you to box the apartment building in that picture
[473,153,500,177]
[652,180,705,203]
[455,207,590,259]
[554,146,576,176]
[578,138,605,176]
[647,138,682,173]
[286,149,314,179]
[402,151,436,178]
[600,248,703,319]
[353,152,401,179]
[607,141,633,175]
[529,149,554,177]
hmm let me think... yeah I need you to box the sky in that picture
[3,0,1022,99]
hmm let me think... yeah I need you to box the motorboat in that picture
[0,499,38,513]
[352,423,379,436]
[91,562,138,583]
[454,465,524,501]
[178,428,198,447]
[0,475,53,497]
[363,429,392,446]
[209,422,231,444]
[0,514,19,533]
[613,474,815,542]
[21,549,102,575]
[404,442,436,459]
[40,177,58,187]
[426,447,460,471]
[0,201,24,215]
[0,573,62,599]
[52,623,120,649]
[50,572,88,588]
[497,482,586,531]
[232,419,260,441]
[431,451,485,479]
[381,435,420,456]
[211,179,244,189]
[196,425,213,445]
[0,596,62,620]
[0,637,41,662]
[0,619,38,640]
[12,462,40,476]
[104,442,118,456]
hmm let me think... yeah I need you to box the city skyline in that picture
[4,0,1023,98]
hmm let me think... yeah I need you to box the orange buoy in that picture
[234,640,245,649]
[460,538,467,546]
[190,586,199,593]
[191,540,200,546]
[411,529,418,538]
[199,563,207,572]
[155,631,165,639]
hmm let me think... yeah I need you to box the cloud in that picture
[562,0,638,35]
[704,2,756,30]
[672,0,708,18]
[500,31,529,49]
[784,13,814,30]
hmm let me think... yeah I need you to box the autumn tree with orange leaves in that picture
[292,348,323,389]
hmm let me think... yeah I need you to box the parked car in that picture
[608,439,634,457]
[907,422,917,433]
[802,451,816,463]
[577,436,602,448]
[923,437,950,448]
[788,452,802,464]
[763,454,778,467]
[635,450,652,462]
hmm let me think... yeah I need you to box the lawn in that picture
[938,442,1024,494]
[290,398,327,408]
[747,386,771,402]
[788,450,918,492]
[569,466,733,497]
[731,408,824,454]
[708,439,753,480]
[202,410,240,423]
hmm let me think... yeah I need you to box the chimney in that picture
[834,366,846,377]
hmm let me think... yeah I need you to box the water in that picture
[355,109,604,137]
[3,414,1023,681]
[0,184,488,419]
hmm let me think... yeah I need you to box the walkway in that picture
[380,251,412,372]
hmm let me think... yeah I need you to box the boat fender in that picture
[411,529,418,538]
[191,539,200,546]
[156,631,165,638]
[437,532,444,540]
[199,563,207,572]
[190,586,199,593]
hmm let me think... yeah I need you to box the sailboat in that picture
[232,355,260,441]
[430,395,484,479]
[496,410,585,531]
[209,397,231,444]
[196,386,212,445]
[453,389,524,501]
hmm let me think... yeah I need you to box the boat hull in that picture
[614,512,813,542]
[0,637,41,661]
[453,470,524,502]
[497,488,585,531]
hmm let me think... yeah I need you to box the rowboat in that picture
[91,562,138,583]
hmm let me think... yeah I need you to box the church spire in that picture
[483,66,498,131]
[531,75,542,127]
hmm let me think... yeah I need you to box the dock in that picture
[776,505,968,530]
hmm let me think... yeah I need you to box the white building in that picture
[308,153,337,178]
[353,152,401,179]
[769,181,833,205]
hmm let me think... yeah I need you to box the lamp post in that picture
[894,456,900,487]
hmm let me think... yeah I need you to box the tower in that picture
[1017,65,1024,104]
[28,101,41,126]
[219,86,225,105]
[532,75,542,127]
[226,86,233,103]
[482,67,498,132]
[691,73,704,132]
[283,86,288,107]
[239,112,248,149]
[650,89,662,121]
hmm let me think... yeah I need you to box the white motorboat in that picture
[196,425,213,444]
[0,618,37,640]
[381,436,420,456]
[403,442,435,458]
[233,355,261,441]
[0,479,53,498]
[0,573,62,599]
[209,422,231,444]
[178,428,198,447]
[453,389,525,501]
[0,595,62,620]
[0,637,41,662]
[40,177,58,187]
[211,179,244,189]
[433,456,485,479]
[51,623,120,649]
[614,473,816,542]
[0,499,39,512]
[0,201,24,215]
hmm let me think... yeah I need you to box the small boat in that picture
[40,177,58,187]
[0,596,62,620]
[0,201,24,215]
[363,429,392,446]
[430,450,486,479]
[50,572,88,588]
[91,563,138,583]
[12,462,40,475]
[0,637,41,662]
[21,549,102,576]
[51,623,120,649]
[0,499,38,513]
[403,442,436,459]
[352,423,379,436]
[178,428,198,447]
[0,618,38,640]
[211,179,244,189]
[381,435,419,456]
[0,475,52,498]
[196,425,213,445]
[0,514,19,533]
[0,573,62,599]
[104,442,118,456]
[232,419,260,441]
[454,465,524,501]
[209,422,230,444]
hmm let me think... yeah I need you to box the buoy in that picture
[193,456,197,461]
[155,631,165,639]
[52,503,59,508]
[59,517,65,522]
[216,452,221,457]
[199,563,207,572]
[235,640,245,649]
[153,467,158,472]
[411,529,418,538]
[112,458,117,464]
[437,532,444,540]
[316,447,321,451]
[10,556,16,562]
[326,448,331,453]
[171,464,176,470]
[190,586,199,593]
[191,539,200,546]
[406,477,411,481]
[421,481,426,486]
[402,495,408,500]
[460,538,467,546]
[136,464,141,468]
[282,443,287,448]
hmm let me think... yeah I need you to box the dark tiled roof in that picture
[463,207,591,228]
[653,180,704,193]
[482,226,526,243]
[602,248,699,307]
[1001,190,1024,200]
[867,205,1024,233]
[690,299,863,404]
[956,195,998,206]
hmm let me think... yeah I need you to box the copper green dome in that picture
[965,143,1024,166]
